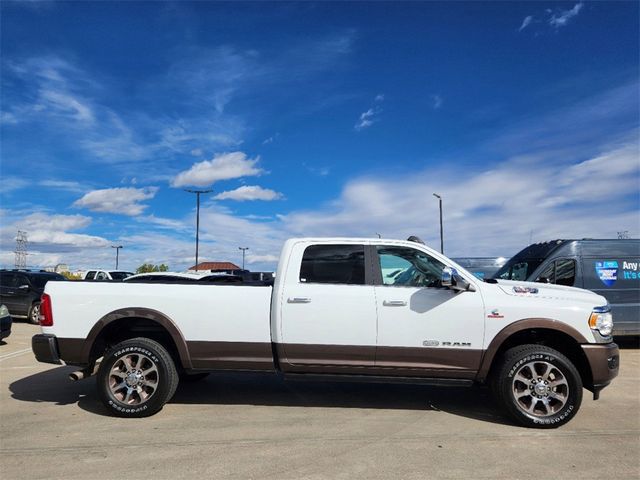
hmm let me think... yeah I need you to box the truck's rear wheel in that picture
[492,344,582,428]
[97,337,178,418]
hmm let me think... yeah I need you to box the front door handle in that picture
[383,300,407,307]
[288,297,311,304]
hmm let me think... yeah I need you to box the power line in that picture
[14,230,28,269]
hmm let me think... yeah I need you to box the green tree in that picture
[136,263,169,274]
[60,271,83,280]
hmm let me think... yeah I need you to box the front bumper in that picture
[581,342,619,398]
[32,334,62,365]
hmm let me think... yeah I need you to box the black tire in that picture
[28,302,40,325]
[97,337,179,418]
[491,344,583,428]
[179,371,210,383]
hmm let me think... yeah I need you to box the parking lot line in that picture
[0,348,32,362]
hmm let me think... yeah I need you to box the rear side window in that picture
[535,259,576,286]
[0,273,18,287]
[85,271,96,280]
[299,245,365,285]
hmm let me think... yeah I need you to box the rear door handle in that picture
[383,300,407,307]
[288,297,311,304]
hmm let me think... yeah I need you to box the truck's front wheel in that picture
[492,344,583,428]
[97,338,178,418]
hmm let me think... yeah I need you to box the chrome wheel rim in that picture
[512,360,569,417]
[31,304,40,323]
[108,353,159,405]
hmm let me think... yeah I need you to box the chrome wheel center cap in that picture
[534,383,547,395]
[125,371,143,387]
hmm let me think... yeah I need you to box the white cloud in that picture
[519,15,533,32]
[73,187,158,216]
[0,212,111,269]
[39,89,94,123]
[355,94,385,130]
[247,254,279,264]
[171,151,263,187]
[0,176,28,194]
[355,107,383,130]
[214,185,284,202]
[431,94,443,109]
[549,3,583,28]
[38,180,85,192]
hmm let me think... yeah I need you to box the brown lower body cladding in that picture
[189,342,482,379]
[55,338,482,377]
[53,338,619,387]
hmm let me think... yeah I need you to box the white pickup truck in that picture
[32,237,619,427]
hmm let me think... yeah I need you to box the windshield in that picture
[109,272,133,280]
[494,258,545,281]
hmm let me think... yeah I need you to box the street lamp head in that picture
[432,193,441,199]
[111,245,123,249]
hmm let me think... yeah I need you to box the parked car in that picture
[493,239,640,336]
[32,237,618,427]
[123,271,244,284]
[0,304,12,341]
[0,270,66,324]
[83,270,134,281]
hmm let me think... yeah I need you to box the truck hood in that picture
[493,279,608,306]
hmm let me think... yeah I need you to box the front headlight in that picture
[0,304,8,317]
[589,306,613,337]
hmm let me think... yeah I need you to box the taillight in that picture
[40,293,53,327]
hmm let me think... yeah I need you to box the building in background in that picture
[188,262,241,272]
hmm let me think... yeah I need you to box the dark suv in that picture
[0,270,66,324]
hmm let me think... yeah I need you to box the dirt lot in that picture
[1,322,638,480]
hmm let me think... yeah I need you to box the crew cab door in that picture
[373,245,485,377]
[277,242,378,371]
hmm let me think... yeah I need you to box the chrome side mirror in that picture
[442,267,475,292]
[442,267,453,287]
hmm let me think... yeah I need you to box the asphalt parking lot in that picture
[1,322,639,480]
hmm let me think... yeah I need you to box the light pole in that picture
[111,245,123,269]
[239,247,249,270]
[433,193,443,254]
[184,189,213,271]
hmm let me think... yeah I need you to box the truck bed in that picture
[44,282,275,370]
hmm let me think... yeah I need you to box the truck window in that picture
[299,245,365,285]
[377,246,445,288]
[95,272,108,281]
[495,259,544,281]
[85,271,96,280]
[555,259,576,286]
[535,259,576,286]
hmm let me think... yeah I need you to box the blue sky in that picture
[1,1,638,271]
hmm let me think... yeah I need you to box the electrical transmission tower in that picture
[14,230,28,269]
